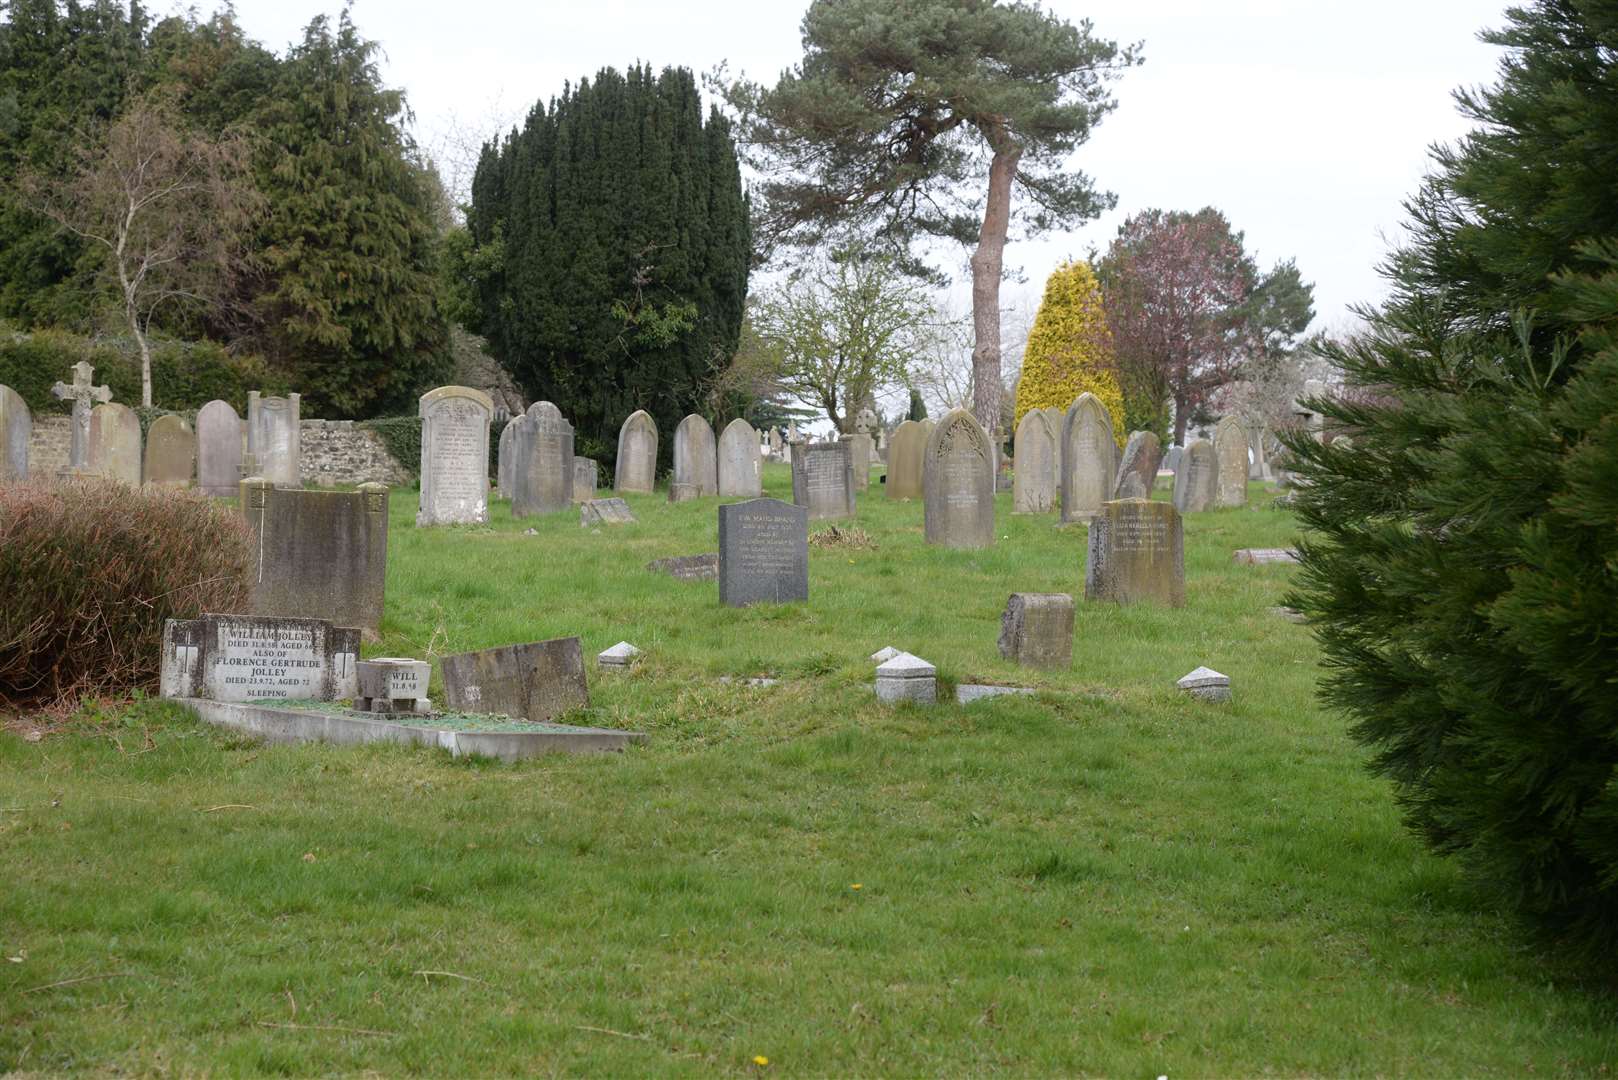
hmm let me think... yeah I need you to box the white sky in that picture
[219,0,1510,335]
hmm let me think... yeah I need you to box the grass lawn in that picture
[3,464,1615,1075]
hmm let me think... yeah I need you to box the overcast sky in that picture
[221,0,1511,333]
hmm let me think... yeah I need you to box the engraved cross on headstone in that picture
[51,361,111,469]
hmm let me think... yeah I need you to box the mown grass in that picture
[3,465,1615,1075]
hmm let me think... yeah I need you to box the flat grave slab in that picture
[1233,548,1300,565]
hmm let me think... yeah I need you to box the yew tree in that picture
[719,0,1140,438]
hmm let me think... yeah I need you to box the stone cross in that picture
[51,361,111,470]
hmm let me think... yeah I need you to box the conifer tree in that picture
[1285,0,1618,957]
[1015,261,1124,440]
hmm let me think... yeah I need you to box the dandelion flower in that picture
[850,883,862,890]
[753,1055,770,1067]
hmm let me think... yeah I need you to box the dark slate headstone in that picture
[1084,498,1185,607]
[718,497,809,607]
[241,479,389,636]
[790,440,856,521]
[160,613,360,703]
[1113,430,1162,499]
[923,408,995,548]
[439,636,589,722]
[997,593,1074,668]
[647,553,720,581]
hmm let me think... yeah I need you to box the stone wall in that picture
[27,415,71,476]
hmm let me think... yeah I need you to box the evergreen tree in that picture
[1015,261,1124,440]
[1285,0,1618,957]
[467,65,749,465]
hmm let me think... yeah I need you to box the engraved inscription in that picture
[213,621,324,699]
[1112,514,1170,552]
[734,511,802,575]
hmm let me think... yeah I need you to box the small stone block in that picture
[1177,665,1232,702]
[667,482,700,503]
[1233,548,1300,565]
[597,641,642,670]
[997,592,1074,668]
[870,646,900,663]
[956,684,1035,704]
[580,498,636,527]
[355,657,431,713]
[875,652,936,705]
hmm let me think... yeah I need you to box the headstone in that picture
[50,361,110,471]
[1171,438,1219,514]
[513,402,573,517]
[497,415,524,499]
[667,482,699,503]
[614,409,658,494]
[875,652,936,704]
[87,402,141,484]
[997,593,1074,668]
[597,641,641,672]
[572,457,598,503]
[957,684,1035,704]
[1162,445,1183,476]
[923,408,994,549]
[1232,548,1300,565]
[719,497,809,607]
[1177,666,1231,703]
[439,636,589,722]
[1084,498,1185,608]
[718,418,763,498]
[1214,416,1249,508]
[870,646,900,664]
[246,391,301,486]
[885,420,927,500]
[0,384,32,480]
[1012,410,1057,513]
[354,658,432,714]
[1113,430,1162,499]
[842,433,874,491]
[790,440,856,521]
[143,414,194,487]
[673,414,718,496]
[240,479,389,636]
[647,553,719,581]
[1060,393,1117,524]
[195,400,242,497]
[1041,406,1063,436]
[580,497,636,526]
[417,386,492,525]
[160,613,360,703]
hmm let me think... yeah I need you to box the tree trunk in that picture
[1173,394,1189,446]
[969,127,1021,441]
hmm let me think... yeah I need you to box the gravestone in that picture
[1214,416,1249,507]
[842,433,874,491]
[673,414,718,496]
[1012,409,1057,513]
[246,391,301,486]
[667,482,699,503]
[143,414,194,487]
[1171,438,1219,513]
[417,386,492,525]
[1178,666,1232,703]
[580,497,636,526]
[790,440,856,521]
[241,479,388,636]
[196,400,242,497]
[719,498,809,606]
[1232,547,1299,565]
[160,613,360,703]
[573,457,598,503]
[1060,393,1117,524]
[885,420,927,500]
[1162,445,1183,476]
[1041,406,1064,437]
[1084,498,1185,608]
[1113,430,1162,499]
[0,384,31,480]
[354,658,432,714]
[497,415,524,499]
[50,361,111,471]
[88,402,141,484]
[997,593,1074,668]
[647,553,720,581]
[513,401,572,517]
[718,418,763,497]
[923,408,995,548]
[440,636,589,722]
[875,652,936,704]
[614,409,658,494]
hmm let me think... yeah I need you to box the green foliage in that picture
[1284,1,1618,958]
[467,64,750,472]
[907,388,927,422]
[0,329,282,414]
[359,416,423,481]
[1015,261,1125,441]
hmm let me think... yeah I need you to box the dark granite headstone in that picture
[718,497,809,606]
[439,636,589,722]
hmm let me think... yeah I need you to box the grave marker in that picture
[514,401,572,517]
[1113,430,1162,499]
[842,432,874,491]
[241,479,389,636]
[160,613,360,702]
[0,384,31,480]
[418,386,492,525]
[143,414,194,487]
[196,400,242,497]
[923,408,994,548]
[497,415,523,499]
[885,420,927,500]
[51,361,111,471]
[1084,498,1185,607]
[580,497,636,526]
[573,456,598,503]
[673,414,718,496]
[790,440,856,521]
[88,402,141,484]
[1012,409,1057,513]
[1060,392,1116,524]
[1171,438,1219,513]
[614,409,658,494]
[246,391,301,486]
[719,498,809,606]
[997,593,1074,668]
[440,636,589,722]
[718,418,763,497]
[1214,416,1249,507]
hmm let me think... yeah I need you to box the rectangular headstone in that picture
[0,384,31,481]
[790,440,855,521]
[572,456,598,503]
[647,553,720,581]
[997,593,1074,668]
[241,479,389,636]
[1084,498,1185,607]
[842,432,873,491]
[580,497,636,526]
[417,386,493,525]
[719,498,809,606]
[440,636,589,722]
[160,613,360,703]
[246,391,301,486]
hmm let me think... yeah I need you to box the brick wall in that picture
[27,415,71,476]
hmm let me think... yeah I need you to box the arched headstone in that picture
[514,401,573,517]
[0,384,31,480]
[144,414,195,487]
[614,410,658,494]
[1213,416,1249,507]
[1113,430,1162,499]
[1012,409,1057,513]
[87,402,141,485]
[673,414,718,496]
[196,400,241,496]
[718,417,762,497]
[418,386,493,525]
[923,407,995,548]
[886,420,927,500]
[497,415,525,500]
[1060,393,1116,524]
[1172,438,1219,513]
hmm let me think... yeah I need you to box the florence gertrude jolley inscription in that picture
[161,614,361,702]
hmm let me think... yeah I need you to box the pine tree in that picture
[1015,261,1124,440]
[1285,1,1618,957]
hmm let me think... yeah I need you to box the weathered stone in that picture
[88,402,141,484]
[717,418,762,498]
[143,414,194,487]
[885,420,927,500]
[997,592,1074,668]
[1172,438,1219,514]
[1271,605,1307,623]
[580,497,636,526]
[1162,445,1183,476]
[1233,547,1300,565]
[195,400,242,496]
[50,361,110,471]
[355,658,431,714]
[875,652,936,704]
[1113,430,1162,499]
[0,384,31,480]
[614,409,658,494]
[1060,393,1117,524]
[160,613,360,703]
[1177,665,1231,703]
[790,440,856,521]
[419,386,492,525]
[673,414,718,496]
[513,401,573,518]
[497,415,523,499]
[957,684,1036,704]
[440,636,589,722]
[240,479,389,636]
[1214,416,1249,507]
[923,408,995,549]
[719,497,809,606]
[870,646,900,664]
[572,457,598,503]
[647,553,719,581]
[667,482,699,503]
[842,432,874,491]
[246,391,301,486]
[1084,498,1185,608]
[1012,409,1057,513]
[597,641,641,671]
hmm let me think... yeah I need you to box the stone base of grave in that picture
[177,698,646,762]
[956,684,1035,704]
